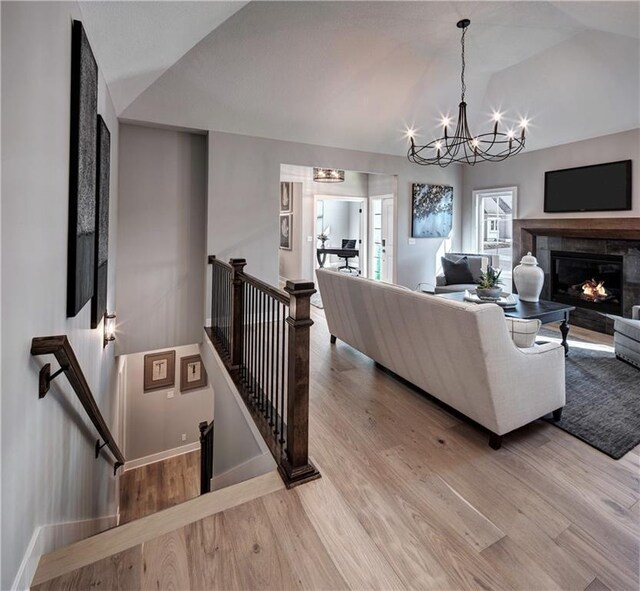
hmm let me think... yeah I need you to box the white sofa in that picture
[317,269,566,448]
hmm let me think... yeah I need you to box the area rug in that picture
[537,329,640,459]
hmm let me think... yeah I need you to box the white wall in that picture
[199,333,275,488]
[123,343,214,460]
[461,129,640,251]
[116,123,207,356]
[208,132,462,291]
[1,3,120,588]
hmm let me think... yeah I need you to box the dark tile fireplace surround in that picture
[513,218,640,334]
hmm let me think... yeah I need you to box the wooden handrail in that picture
[31,335,125,473]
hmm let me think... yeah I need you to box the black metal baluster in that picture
[274,302,280,435]
[280,303,287,443]
[269,298,275,427]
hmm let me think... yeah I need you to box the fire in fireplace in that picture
[550,251,623,315]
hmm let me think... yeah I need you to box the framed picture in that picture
[180,354,208,392]
[411,183,453,238]
[144,350,176,392]
[280,181,293,213]
[68,20,99,317]
[91,115,111,329]
[279,214,292,250]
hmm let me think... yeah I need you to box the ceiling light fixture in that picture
[313,168,345,183]
[408,19,526,167]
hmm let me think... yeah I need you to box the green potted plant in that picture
[476,266,503,300]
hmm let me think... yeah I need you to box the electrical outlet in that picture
[167,390,174,399]
[408,238,416,245]
[181,433,187,442]
[307,236,313,242]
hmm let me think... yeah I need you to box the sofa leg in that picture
[552,408,563,422]
[330,335,337,344]
[489,433,503,450]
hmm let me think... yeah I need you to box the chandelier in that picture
[313,168,345,183]
[408,19,527,167]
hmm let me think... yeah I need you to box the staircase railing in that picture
[31,335,125,474]
[207,255,320,488]
[199,420,214,494]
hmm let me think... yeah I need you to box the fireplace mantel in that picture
[513,218,640,263]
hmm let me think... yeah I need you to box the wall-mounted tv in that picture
[544,159,631,213]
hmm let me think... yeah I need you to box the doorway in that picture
[473,187,518,285]
[314,195,367,277]
[370,195,394,282]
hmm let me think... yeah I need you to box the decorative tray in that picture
[463,290,518,308]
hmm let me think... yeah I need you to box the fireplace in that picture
[550,251,623,315]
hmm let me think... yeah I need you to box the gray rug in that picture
[537,329,640,459]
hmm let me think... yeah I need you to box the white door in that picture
[381,198,394,282]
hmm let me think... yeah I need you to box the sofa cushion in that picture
[505,317,541,348]
[441,256,474,285]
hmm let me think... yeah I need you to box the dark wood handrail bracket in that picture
[207,256,320,488]
[31,335,125,474]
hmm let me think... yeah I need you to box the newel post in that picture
[282,280,320,487]
[229,258,247,369]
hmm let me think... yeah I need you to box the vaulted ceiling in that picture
[80,1,640,156]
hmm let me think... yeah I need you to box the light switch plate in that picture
[181,433,187,441]
[307,236,313,242]
[408,238,416,245]
[167,390,174,399]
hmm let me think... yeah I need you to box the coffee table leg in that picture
[560,319,569,356]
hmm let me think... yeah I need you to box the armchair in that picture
[614,305,640,369]
[435,252,501,294]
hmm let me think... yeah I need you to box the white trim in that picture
[12,515,117,591]
[472,186,518,255]
[123,441,200,472]
[313,194,369,278]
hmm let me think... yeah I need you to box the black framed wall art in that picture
[91,115,111,328]
[67,20,98,317]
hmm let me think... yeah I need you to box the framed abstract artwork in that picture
[91,115,111,329]
[411,183,453,238]
[143,350,176,392]
[180,354,208,392]
[279,214,292,250]
[68,20,98,317]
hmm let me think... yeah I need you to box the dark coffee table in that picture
[437,292,576,355]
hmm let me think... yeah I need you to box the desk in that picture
[316,247,359,269]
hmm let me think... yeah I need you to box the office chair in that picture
[338,239,358,272]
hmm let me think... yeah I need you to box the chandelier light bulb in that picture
[407,19,527,167]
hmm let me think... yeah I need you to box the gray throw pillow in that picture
[441,256,475,285]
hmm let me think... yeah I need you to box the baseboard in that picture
[123,441,200,472]
[212,450,274,490]
[12,515,117,591]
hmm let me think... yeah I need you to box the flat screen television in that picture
[544,159,631,213]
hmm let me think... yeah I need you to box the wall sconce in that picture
[104,313,116,347]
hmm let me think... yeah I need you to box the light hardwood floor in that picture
[33,311,639,590]
[119,450,201,525]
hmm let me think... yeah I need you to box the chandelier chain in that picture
[460,24,467,102]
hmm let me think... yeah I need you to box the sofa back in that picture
[317,269,522,429]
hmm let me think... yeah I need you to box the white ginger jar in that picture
[513,251,544,303]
